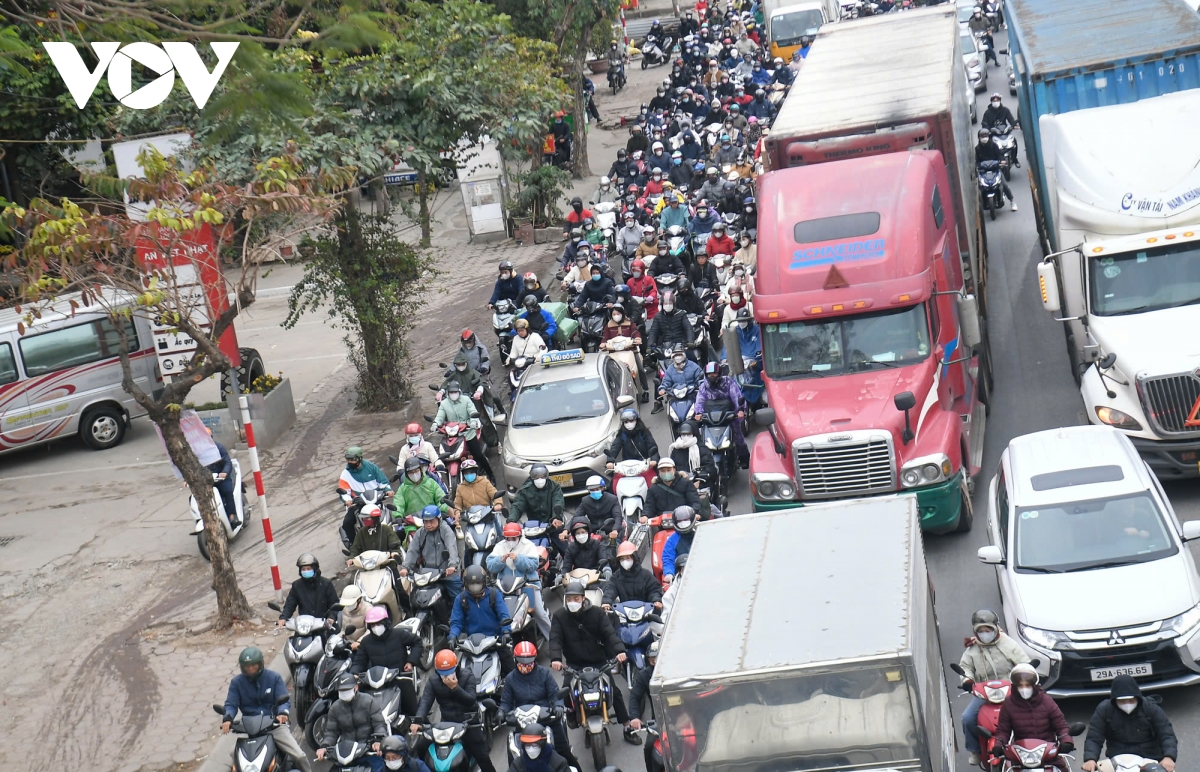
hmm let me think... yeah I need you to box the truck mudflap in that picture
[1130,436,1200,480]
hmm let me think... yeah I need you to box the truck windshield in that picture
[1089,242,1200,316]
[762,305,931,379]
[1014,492,1178,574]
[662,667,921,772]
[771,9,824,44]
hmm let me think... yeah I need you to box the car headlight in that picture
[1165,602,1200,638]
[900,454,953,488]
[968,56,980,68]
[751,472,797,501]
[1018,622,1067,651]
[1095,406,1143,431]
[503,446,528,468]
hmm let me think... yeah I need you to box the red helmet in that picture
[405,422,422,435]
[461,329,474,342]
[514,641,537,659]
[631,258,647,273]
[503,522,523,538]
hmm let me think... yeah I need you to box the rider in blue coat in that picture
[661,505,697,582]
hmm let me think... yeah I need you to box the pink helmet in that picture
[365,606,388,625]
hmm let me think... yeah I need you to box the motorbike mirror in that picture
[389,455,399,465]
[602,518,616,531]
[267,601,282,612]
[1029,658,1041,669]
[385,502,398,511]
[752,407,776,426]
[342,548,351,556]
[553,504,564,516]
[949,662,966,676]
[391,474,402,483]
[428,384,440,391]
[973,726,994,739]
[1068,722,1087,737]
[345,625,356,634]
[481,698,498,710]
[557,687,572,701]
[423,414,436,423]
[438,363,448,369]
[212,704,225,715]
[276,694,290,706]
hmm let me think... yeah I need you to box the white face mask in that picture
[339,689,356,702]
[408,472,422,483]
[976,629,998,645]
[408,435,421,445]
[575,532,589,544]
[624,421,638,430]
[566,601,583,613]
[525,745,543,759]
[620,558,635,571]
[1017,686,1034,699]
[533,477,547,489]
[386,760,405,770]
[1117,701,1137,714]
[371,624,387,637]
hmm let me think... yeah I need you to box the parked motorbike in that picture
[191,458,249,561]
[304,625,356,750]
[564,660,620,769]
[458,633,507,744]
[212,695,291,772]
[699,397,737,514]
[978,160,1005,221]
[493,299,518,363]
[612,600,660,684]
[349,549,404,623]
[359,663,417,737]
[462,505,503,567]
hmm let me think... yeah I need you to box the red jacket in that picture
[706,233,736,258]
[566,209,594,227]
[627,274,660,320]
[645,178,665,196]
[996,686,1071,746]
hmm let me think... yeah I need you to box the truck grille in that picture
[793,431,896,499]
[1139,373,1200,436]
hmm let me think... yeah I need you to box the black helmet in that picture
[676,276,691,293]
[674,552,689,574]
[971,609,1001,632]
[238,646,265,678]
[464,565,488,596]
[617,149,627,160]
[978,129,990,140]
[296,553,319,571]
[523,295,540,310]
[445,379,462,393]
[564,580,586,598]
[404,455,423,473]
[673,505,696,532]
[381,735,408,758]
[499,260,514,272]
[530,463,549,479]
[679,421,696,435]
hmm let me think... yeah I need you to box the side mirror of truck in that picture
[1182,520,1200,542]
[976,545,1004,565]
[957,294,982,349]
[753,407,776,427]
[1036,262,1062,313]
[894,391,916,445]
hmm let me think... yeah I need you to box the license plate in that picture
[1090,663,1152,681]
[550,473,573,486]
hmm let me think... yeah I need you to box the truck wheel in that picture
[220,347,267,397]
[80,405,127,450]
[1065,330,1083,386]
[953,472,974,533]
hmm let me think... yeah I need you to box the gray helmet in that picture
[530,463,549,479]
[564,580,586,598]
[464,565,488,595]
[404,456,423,472]
[620,407,640,423]
[971,609,1001,633]
[296,553,319,570]
[445,380,462,393]
[674,552,689,574]
[673,505,696,532]
[381,735,409,757]
[678,421,695,436]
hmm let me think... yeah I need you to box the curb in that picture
[197,646,300,772]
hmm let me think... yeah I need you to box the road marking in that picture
[0,459,170,482]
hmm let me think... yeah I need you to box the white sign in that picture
[42,41,240,109]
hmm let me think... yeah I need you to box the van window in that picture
[0,343,16,384]
[19,317,139,377]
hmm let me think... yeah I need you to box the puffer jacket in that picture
[509,478,565,524]
[416,668,479,723]
[454,477,502,510]
[223,669,290,720]
[500,664,562,712]
[647,309,694,351]
[403,519,460,572]
[281,570,339,621]
[996,684,1071,745]
[644,475,702,519]
[320,691,386,746]
[395,474,449,518]
[548,599,626,665]
[602,565,663,606]
[607,425,660,463]
[351,619,424,672]
[957,632,1030,684]
[1084,674,1178,762]
[575,491,621,533]
[432,394,481,441]
[554,517,612,572]
[349,522,404,558]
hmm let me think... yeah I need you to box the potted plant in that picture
[225,371,296,449]
[510,165,571,240]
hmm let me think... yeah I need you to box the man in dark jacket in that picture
[602,541,663,609]
[509,726,571,772]
[317,672,386,761]
[996,664,1073,765]
[572,264,616,314]
[576,475,623,540]
[278,553,339,627]
[352,608,423,715]
[647,242,686,279]
[647,291,696,356]
[554,517,612,573]
[1083,674,1177,772]
[489,260,522,309]
[627,640,659,732]
[414,650,497,772]
[509,465,566,529]
[501,642,581,770]
[642,458,702,520]
[206,435,239,525]
[606,408,660,465]
[667,421,716,482]
[222,647,312,772]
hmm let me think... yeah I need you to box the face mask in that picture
[455,364,467,371]
[980,137,990,144]
[673,353,686,365]
[738,320,750,329]
[300,569,315,579]
[590,490,603,500]
[464,473,477,483]
[592,274,602,282]
[991,101,1000,107]
[575,532,590,543]
[731,294,742,304]
[673,158,682,166]
[339,689,356,702]
[976,629,998,644]
[448,392,461,402]
[1017,686,1034,700]
[663,302,675,313]
[633,270,643,278]
[526,745,543,760]
[501,272,511,280]
[620,558,635,571]
[386,760,405,770]
[661,471,676,482]
[372,624,387,637]
[613,313,624,323]
[624,421,638,430]
[566,601,583,613]
[408,472,422,483]
[408,435,421,445]
[1118,701,1137,714]
[533,477,547,489]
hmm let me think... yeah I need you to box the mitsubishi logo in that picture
[1108,630,1125,646]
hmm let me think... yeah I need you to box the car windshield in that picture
[960,33,977,56]
[1013,492,1178,573]
[512,376,610,426]
[1089,242,1200,315]
[771,9,823,43]
[762,305,931,380]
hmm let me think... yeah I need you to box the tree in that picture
[0,144,351,627]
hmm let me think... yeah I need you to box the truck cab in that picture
[747,152,985,532]
[764,0,840,61]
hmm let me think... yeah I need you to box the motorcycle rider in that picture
[278,553,339,628]
[456,330,507,422]
[1083,676,1177,772]
[453,458,505,515]
[720,285,751,331]
[968,6,992,34]
[661,505,698,584]
[995,663,1073,766]
[982,93,1020,153]
[958,609,1032,765]
[627,259,660,322]
[577,475,623,541]
[642,461,702,528]
[487,522,553,639]
[627,124,650,156]
[510,723,572,772]
[658,196,691,233]
[616,212,644,263]
[449,565,516,675]
[506,319,547,368]
[348,502,405,562]
[518,296,559,346]
[594,176,622,208]
[431,380,495,482]
[668,151,692,189]
[550,580,639,744]
[746,88,774,122]
[396,456,455,522]
[648,241,686,280]
[711,134,739,166]
[205,433,240,526]
[500,642,582,770]
[563,197,594,239]
[633,227,659,262]
[649,86,672,113]
[352,606,423,715]
[976,128,1018,212]
[608,150,631,186]
[648,291,697,367]
[509,464,566,530]
[668,421,716,484]
[606,407,661,468]
[555,516,613,574]
[686,250,718,292]
[221,647,313,772]
[316,672,386,765]
[413,650,498,772]
[678,130,704,164]
[338,585,373,642]
[697,167,724,204]
[339,446,394,544]
[397,422,442,473]
[657,343,704,416]
[627,640,659,732]
[771,56,794,87]
[602,541,663,610]
[673,276,707,318]
[489,260,522,310]
[517,272,549,309]
[441,352,490,414]
[572,264,616,318]
[658,553,688,626]
[695,361,748,466]
[402,504,464,601]
[382,736,430,772]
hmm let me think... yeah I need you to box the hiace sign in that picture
[42,41,239,109]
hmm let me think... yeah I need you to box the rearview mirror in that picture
[389,455,399,465]
[617,394,635,407]
[1183,520,1200,542]
[267,601,282,612]
[1029,658,1041,669]
[1036,262,1061,313]
[553,504,564,516]
[894,391,916,411]
[1068,722,1087,737]
[428,384,440,392]
[213,704,225,715]
[276,694,290,706]
[976,545,1004,565]
[949,662,966,676]
[753,407,776,426]
[345,625,357,635]
[974,725,994,739]
[424,414,435,423]
[958,294,981,349]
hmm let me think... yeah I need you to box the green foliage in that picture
[512,164,571,228]
[284,210,438,411]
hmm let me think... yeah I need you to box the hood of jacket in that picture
[1109,673,1143,705]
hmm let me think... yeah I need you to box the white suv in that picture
[978,425,1200,696]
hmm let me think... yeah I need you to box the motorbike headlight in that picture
[751,473,797,501]
[899,454,953,489]
[984,683,1009,703]
[1165,602,1200,638]
[1018,622,1067,651]
[1095,406,1143,431]
[1016,744,1047,768]
[583,691,602,701]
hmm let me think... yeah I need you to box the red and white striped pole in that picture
[239,395,282,603]
[621,7,629,45]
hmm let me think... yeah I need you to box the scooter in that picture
[951,662,1011,769]
[647,512,675,584]
[611,459,653,527]
[462,505,503,567]
[576,300,609,353]
[431,380,499,448]
[504,704,567,767]
[402,567,450,670]
[607,59,626,94]
[191,459,250,561]
[327,738,373,772]
[664,226,691,261]
[978,160,1005,221]
[458,633,507,744]
[990,122,1018,180]
[212,695,292,772]
[271,611,328,729]
[563,567,606,608]
[429,420,476,495]
[593,200,619,248]
[498,573,544,648]
[359,664,417,737]
[493,299,518,363]
[304,625,356,750]
[564,660,620,770]
[612,600,660,684]
[418,711,494,772]
[508,355,536,401]
[349,549,404,623]
[603,335,645,401]
[980,722,1086,772]
[699,398,738,514]
[663,382,697,440]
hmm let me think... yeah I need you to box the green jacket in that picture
[509,478,565,524]
[396,474,449,517]
[350,523,404,558]
[433,395,480,441]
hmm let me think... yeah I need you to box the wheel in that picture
[220,347,267,397]
[977,359,991,415]
[953,469,974,534]
[293,688,310,729]
[197,531,211,562]
[591,730,608,769]
[420,623,436,670]
[304,713,327,750]
[80,405,127,450]
[1002,166,1011,181]
[641,58,648,70]
[988,198,996,221]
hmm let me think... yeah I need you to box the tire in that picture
[294,688,310,729]
[977,359,992,416]
[988,197,997,221]
[198,531,211,562]
[641,58,648,70]
[220,347,267,396]
[953,469,974,534]
[420,622,436,670]
[304,714,327,750]
[80,405,127,450]
[591,730,608,769]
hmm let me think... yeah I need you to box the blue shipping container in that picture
[1004,0,1200,248]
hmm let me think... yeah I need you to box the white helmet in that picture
[600,175,611,186]
[652,141,664,152]
[586,475,605,490]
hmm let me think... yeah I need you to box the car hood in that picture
[506,414,614,462]
[1089,307,1200,378]
[1013,557,1200,631]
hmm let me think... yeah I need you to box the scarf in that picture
[671,433,701,472]
[729,294,746,311]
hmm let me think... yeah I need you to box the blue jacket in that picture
[750,68,772,87]
[486,547,541,585]
[517,309,558,340]
[736,323,761,362]
[659,205,691,232]
[224,669,290,721]
[661,360,703,392]
[500,663,564,712]
[690,213,717,236]
[661,531,695,577]
[449,587,512,639]
[678,137,703,163]
[490,275,523,305]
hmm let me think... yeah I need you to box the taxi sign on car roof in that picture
[541,348,585,366]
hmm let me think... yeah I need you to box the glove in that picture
[1059,742,1075,755]
[960,680,975,692]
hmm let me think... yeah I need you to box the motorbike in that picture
[402,567,450,670]
[640,35,674,68]
[349,549,404,623]
[359,663,417,737]
[493,299,518,363]
[462,505,503,567]
[647,512,675,584]
[979,722,1086,772]
[950,658,1043,771]
[699,397,738,514]
[418,710,495,772]
[663,382,697,439]
[498,573,544,647]
[563,567,606,608]
[664,226,691,261]
[736,354,766,412]
[458,633,507,744]
[978,160,1005,221]
[564,660,620,770]
[603,335,645,401]
[327,738,373,772]
[593,200,619,248]
[303,625,356,750]
[431,378,499,448]
[611,458,654,526]
[577,300,610,353]
[428,419,477,495]
[191,458,249,561]
[272,610,328,729]
[607,60,626,95]
[612,600,660,685]
[508,354,536,401]
[504,704,566,767]
[990,122,1018,180]
[212,695,292,772]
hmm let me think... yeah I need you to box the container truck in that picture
[1008,0,1200,478]
[650,495,955,772]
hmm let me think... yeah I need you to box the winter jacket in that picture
[711,145,740,166]
[350,522,404,558]
[697,180,725,204]
[669,439,715,479]
[223,669,290,720]
[689,259,721,290]
[554,521,612,572]
[616,225,644,256]
[510,478,565,524]
[486,536,543,585]
[517,287,550,309]
[281,572,339,620]
[679,137,703,163]
[458,343,492,376]
[669,164,692,189]
[454,478,502,511]
[696,376,744,415]
[397,440,440,470]
[575,491,622,533]
[661,360,704,392]
[976,140,1004,164]
[574,275,616,308]
[957,632,1030,684]
[339,601,373,642]
[1084,674,1178,762]
[983,104,1018,131]
[320,691,386,747]
[338,460,392,497]
[549,600,626,665]
[720,299,754,332]
[634,239,660,262]
[659,204,691,232]
[690,212,718,236]
[674,288,704,317]
[706,233,737,259]
[449,586,512,639]
[432,394,481,442]
[995,684,1071,746]
[648,251,686,279]
[403,519,460,572]
[416,668,480,723]
[508,333,547,364]
[207,441,233,477]
[644,476,702,520]
[509,750,572,772]
[352,619,424,672]
[602,320,641,344]
[491,275,524,306]
[662,531,695,577]
[648,309,695,351]
[607,425,660,463]
[442,362,485,397]
[627,274,659,320]
[517,308,558,341]
[746,98,773,121]
[500,664,562,712]
[602,565,663,606]
[396,474,450,518]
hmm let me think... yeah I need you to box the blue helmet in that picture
[421,504,441,520]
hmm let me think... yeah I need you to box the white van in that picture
[0,290,161,454]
